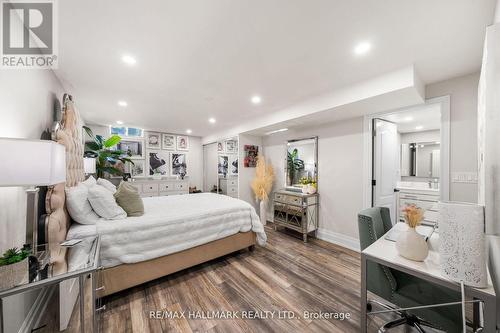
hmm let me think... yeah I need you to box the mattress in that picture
[94,193,266,268]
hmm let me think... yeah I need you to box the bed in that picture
[44,95,265,299]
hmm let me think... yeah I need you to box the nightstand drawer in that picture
[275,193,286,201]
[287,196,303,205]
[142,183,159,193]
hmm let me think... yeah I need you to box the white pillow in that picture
[65,183,100,225]
[82,175,97,187]
[88,184,127,220]
[97,178,117,194]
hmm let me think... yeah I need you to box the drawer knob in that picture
[95,286,105,292]
[96,305,106,312]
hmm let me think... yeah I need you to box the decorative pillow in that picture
[97,178,117,194]
[65,183,100,225]
[114,182,144,217]
[82,175,96,187]
[88,184,127,220]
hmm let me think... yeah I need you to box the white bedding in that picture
[94,193,266,268]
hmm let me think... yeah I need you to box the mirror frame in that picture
[284,136,318,191]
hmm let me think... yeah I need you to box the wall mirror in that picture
[401,141,440,178]
[285,137,318,190]
[203,137,239,197]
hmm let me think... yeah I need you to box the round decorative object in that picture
[396,227,429,261]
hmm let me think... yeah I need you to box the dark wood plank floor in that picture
[44,225,415,333]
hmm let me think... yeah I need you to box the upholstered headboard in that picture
[45,94,85,272]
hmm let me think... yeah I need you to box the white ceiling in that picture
[55,0,496,137]
[380,103,441,133]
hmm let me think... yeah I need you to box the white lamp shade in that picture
[0,138,66,186]
[84,157,96,174]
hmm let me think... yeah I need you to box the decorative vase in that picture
[396,227,429,261]
[259,200,267,225]
[301,186,308,194]
[0,258,29,290]
[307,184,317,194]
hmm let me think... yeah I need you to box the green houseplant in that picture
[83,126,134,178]
[287,148,304,186]
[0,247,30,289]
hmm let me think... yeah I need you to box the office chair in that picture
[358,207,462,332]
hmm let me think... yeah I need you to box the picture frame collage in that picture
[217,138,238,176]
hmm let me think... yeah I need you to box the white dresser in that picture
[219,177,238,198]
[128,178,189,197]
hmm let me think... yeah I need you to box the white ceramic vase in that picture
[396,227,429,262]
[259,200,267,225]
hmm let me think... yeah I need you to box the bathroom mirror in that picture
[285,137,318,190]
[401,142,440,178]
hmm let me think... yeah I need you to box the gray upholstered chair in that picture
[358,207,462,332]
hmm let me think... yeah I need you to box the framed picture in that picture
[149,152,168,175]
[244,145,258,167]
[217,141,225,153]
[170,153,188,177]
[225,139,238,154]
[116,139,145,159]
[146,132,161,149]
[218,155,228,176]
[162,134,176,150]
[177,135,189,151]
[228,155,238,175]
[126,127,143,137]
[110,126,126,136]
[126,160,146,177]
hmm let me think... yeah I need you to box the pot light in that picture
[415,125,423,130]
[116,120,124,125]
[209,118,216,124]
[118,100,128,107]
[186,129,192,134]
[251,95,262,104]
[403,116,413,122]
[354,41,371,55]
[265,128,288,135]
[121,55,137,65]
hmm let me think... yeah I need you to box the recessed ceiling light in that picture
[265,128,288,135]
[403,116,413,122]
[208,118,216,124]
[121,55,136,65]
[354,41,371,55]
[186,129,192,134]
[118,100,128,107]
[435,141,440,144]
[415,125,423,130]
[116,120,124,125]
[251,95,262,104]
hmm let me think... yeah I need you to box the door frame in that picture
[362,95,450,210]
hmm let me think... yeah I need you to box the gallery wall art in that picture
[244,145,258,167]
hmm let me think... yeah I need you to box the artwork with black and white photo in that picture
[116,140,145,159]
[177,135,189,151]
[126,160,146,177]
[218,155,228,176]
[162,134,176,150]
[228,155,238,175]
[171,153,187,177]
[149,152,168,175]
[217,141,225,153]
[146,132,161,149]
[225,139,238,154]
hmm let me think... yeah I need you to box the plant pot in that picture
[396,227,429,261]
[259,200,267,225]
[0,258,29,290]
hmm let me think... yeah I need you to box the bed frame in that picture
[45,94,256,300]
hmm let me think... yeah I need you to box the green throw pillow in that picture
[114,182,144,217]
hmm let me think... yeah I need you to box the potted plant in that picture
[83,126,134,178]
[251,156,274,225]
[287,149,304,186]
[396,204,429,261]
[0,247,30,290]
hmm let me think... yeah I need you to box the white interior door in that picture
[373,118,399,223]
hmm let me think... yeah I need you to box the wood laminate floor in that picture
[43,225,421,333]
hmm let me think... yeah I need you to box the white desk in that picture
[360,223,497,333]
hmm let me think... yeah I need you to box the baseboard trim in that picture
[19,286,55,333]
[316,228,360,252]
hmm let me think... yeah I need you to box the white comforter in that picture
[96,193,266,268]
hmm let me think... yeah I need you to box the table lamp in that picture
[0,138,66,253]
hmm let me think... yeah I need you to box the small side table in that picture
[0,236,101,333]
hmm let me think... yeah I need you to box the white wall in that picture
[85,125,204,190]
[426,72,480,203]
[400,129,440,144]
[0,70,64,333]
[263,117,364,250]
[495,0,500,23]
[238,134,263,211]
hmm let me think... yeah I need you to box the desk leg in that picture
[79,275,85,333]
[0,297,4,333]
[360,253,367,333]
[483,295,496,333]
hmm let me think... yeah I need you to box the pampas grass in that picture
[251,155,274,201]
[403,204,424,228]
